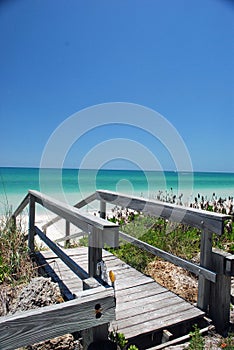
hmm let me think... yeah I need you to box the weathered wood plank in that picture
[38,247,205,343]
[115,275,155,290]
[96,190,230,235]
[119,298,187,326]
[41,247,88,259]
[115,305,204,339]
[0,288,115,350]
[116,292,177,314]
[115,282,167,300]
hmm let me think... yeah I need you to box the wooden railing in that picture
[96,191,234,334]
[0,190,120,350]
[44,189,234,335]
[1,188,234,349]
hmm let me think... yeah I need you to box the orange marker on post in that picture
[109,270,116,288]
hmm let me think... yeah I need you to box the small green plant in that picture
[188,324,204,350]
[79,235,88,247]
[128,345,139,350]
[109,330,128,349]
[109,330,139,349]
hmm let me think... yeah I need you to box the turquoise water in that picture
[0,167,234,213]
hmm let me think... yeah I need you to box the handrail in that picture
[96,190,231,235]
[42,192,98,232]
[29,190,118,233]
[12,193,30,218]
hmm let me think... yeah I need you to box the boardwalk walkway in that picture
[36,247,205,348]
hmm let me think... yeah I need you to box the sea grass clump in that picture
[0,213,36,285]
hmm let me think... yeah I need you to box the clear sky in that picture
[0,0,233,172]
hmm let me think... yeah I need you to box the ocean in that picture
[0,167,234,214]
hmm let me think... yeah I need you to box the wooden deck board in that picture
[38,247,205,342]
[116,308,204,339]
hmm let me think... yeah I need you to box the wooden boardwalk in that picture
[37,247,205,348]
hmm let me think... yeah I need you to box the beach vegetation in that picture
[188,324,205,350]
[0,212,36,285]
[109,330,128,349]
[218,333,234,349]
[108,215,201,272]
[108,214,234,273]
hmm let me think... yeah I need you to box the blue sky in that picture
[0,0,233,172]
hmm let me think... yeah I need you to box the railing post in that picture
[81,278,109,349]
[88,225,102,278]
[28,194,35,254]
[65,220,70,246]
[197,228,213,311]
[209,249,231,335]
[83,201,109,350]
[100,200,106,219]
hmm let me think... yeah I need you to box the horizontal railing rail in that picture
[29,190,118,234]
[12,193,30,218]
[0,286,115,350]
[42,192,98,232]
[119,230,217,282]
[96,190,230,235]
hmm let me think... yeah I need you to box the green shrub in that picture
[108,215,203,272]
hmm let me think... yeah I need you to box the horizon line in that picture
[0,166,234,174]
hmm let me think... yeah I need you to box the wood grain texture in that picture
[0,288,115,350]
[37,247,205,341]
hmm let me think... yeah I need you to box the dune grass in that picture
[0,212,36,285]
[108,214,234,273]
